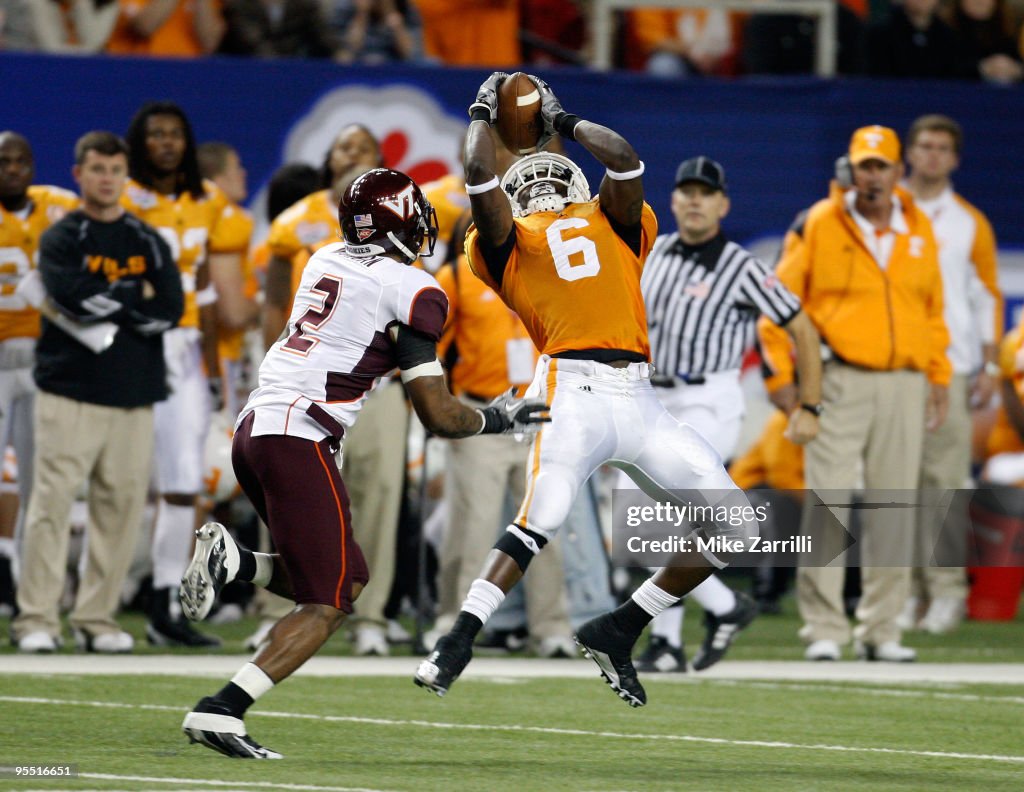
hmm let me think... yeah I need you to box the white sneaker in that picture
[536,635,576,659]
[244,620,275,651]
[856,640,916,662]
[355,625,389,656]
[18,631,59,653]
[209,603,245,625]
[804,639,841,661]
[896,596,921,631]
[919,597,965,635]
[75,629,134,654]
[421,628,443,652]
[180,522,241,622]
[386,618,412,644]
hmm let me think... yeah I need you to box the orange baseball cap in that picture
[848,125,901,165]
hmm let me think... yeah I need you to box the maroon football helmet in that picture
[338,168,438,263]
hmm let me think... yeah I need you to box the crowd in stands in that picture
[1,1,1023,82]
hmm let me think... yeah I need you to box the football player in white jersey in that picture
[176,168,547,759]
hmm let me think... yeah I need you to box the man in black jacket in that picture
[12,131,183,654]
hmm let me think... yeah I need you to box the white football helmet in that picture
[500,153,590,217]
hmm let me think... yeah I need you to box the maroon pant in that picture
[232,412,369,612]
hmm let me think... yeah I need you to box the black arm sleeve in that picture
[607,213,642,257]
[478,226,516,289]
[395,323,439,371]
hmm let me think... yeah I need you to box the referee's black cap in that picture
[675,157,727,193]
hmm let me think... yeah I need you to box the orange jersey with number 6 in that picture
[466,199,657,357]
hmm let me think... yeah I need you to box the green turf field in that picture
[1,672,1023,791]
[2,595,1022,790]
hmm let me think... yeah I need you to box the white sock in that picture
[151,501,196,589]
[690,575,736,616]
[0,536,14,558]
[461,579,505,625]
[252,553,274,588]
[631,579,680,617]
[648,605,684,648]
[231,662,274,701]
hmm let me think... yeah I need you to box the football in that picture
[496,72,543,155]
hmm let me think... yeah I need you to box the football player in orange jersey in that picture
[415,74,758,707]
[122,102,247,648]
[0,131,78,616]
[197,141,260,417]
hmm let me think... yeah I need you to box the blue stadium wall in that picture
[3,53,1023,312]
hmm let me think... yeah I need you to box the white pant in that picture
[0,338,37,509]
[514,356,753,566]
[153,328,211,495]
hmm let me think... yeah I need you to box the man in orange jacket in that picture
[775,125,951,662]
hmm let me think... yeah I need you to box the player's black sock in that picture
[236,550,257,583]
[610,600,652,641]
[451,612,484,641]
[213,682,254,718]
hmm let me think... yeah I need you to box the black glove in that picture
[477,387,550,436]
[468,71,507,124]
[528,74,582,145]
[208,375,225,413]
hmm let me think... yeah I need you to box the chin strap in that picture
[387,231,417,263]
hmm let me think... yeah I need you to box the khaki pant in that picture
[437,403,571,640]
[797,365,926,646]
[345,381,407,626]
[14,391,154,639]
[914,373,970,600]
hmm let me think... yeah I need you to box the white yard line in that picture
[2,694,1022,766]
[1,654,1023,684]
[78,774,391,792]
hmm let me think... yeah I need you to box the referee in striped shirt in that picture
[627,156,823,673]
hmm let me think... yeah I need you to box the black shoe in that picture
[148,587,221,648]
[574,613,646,708]
[634,636,686,673]
[691,591,757,671]
[182,696,282,759]
[477,626,528,653]
[413,633,473,697]
[0,555,16,618]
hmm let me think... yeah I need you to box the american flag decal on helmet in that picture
[354,214,373,227]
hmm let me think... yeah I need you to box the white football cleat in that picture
[180,522,240,622]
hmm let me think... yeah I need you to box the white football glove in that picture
[477,387,550,437]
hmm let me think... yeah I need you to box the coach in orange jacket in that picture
[775,125,951,663]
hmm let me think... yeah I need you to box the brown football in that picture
[495,72,543,155]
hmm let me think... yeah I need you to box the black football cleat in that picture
[574,614,647,708]
[182,697,282,759]
[414,633,473,697]
[691,591,757,671]
[634,635,687,673]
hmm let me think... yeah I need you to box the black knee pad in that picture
[494,525,547,572]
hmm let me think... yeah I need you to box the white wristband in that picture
[466,176,500,195]
[605,161,645,181]
[194,284,218,307]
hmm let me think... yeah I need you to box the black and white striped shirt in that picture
[642,232,800,376]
